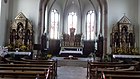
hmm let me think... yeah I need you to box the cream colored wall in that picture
[138,0,140,52]
[107,0,139,54]
[9,0,40,44]
[0,0,9,46]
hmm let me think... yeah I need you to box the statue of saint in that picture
[69,27,75,46]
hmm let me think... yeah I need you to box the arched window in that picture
[68,12,77,34]
[50,9,59,39]
[0,0,1,15]
[86,10,95,40]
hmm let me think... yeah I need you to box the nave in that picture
[57,66,86,79]
[1,56,140,79]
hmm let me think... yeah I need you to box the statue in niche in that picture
[121,26,128,43]
[69,27,75,46]
[17,22,24,40]
[129,33,134,47]
[16,22,24,48]
[114,32,119,46]
[121,26,128,53]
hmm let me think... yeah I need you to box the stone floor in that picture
[57,66,87,79]
[52,57,88,79]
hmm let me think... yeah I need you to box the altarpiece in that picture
[59,27,83,55]
[7,12,33,52]
[110,15,138,55]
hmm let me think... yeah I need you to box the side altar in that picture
[59,27,83,55]
[110,15,139,57]
[6,12,33,58]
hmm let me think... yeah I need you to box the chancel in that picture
[1,0,140,79]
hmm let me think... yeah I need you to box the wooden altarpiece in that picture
[59,27,83,55]
[110,15,138,55]
[8,12,33,52]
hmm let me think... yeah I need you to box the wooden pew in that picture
[95,70,140,79]
[0,68,50,79]
[87,61,139,79]
[5,58,57,77]
[20,58,58,76]
[0,59,56,79]
[0,64,52,79]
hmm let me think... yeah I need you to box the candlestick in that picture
[115,42,116,47]
[129,43,130,48]
[120,42,122,47]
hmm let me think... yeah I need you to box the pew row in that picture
[5,58,57,77]
[87,61,139,79]
[0,67,50,79]
[95,70,140,79]
[0,59,57,79]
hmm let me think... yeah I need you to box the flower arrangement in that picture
[116,47,123,54]
[131,48,138,55]
[7,44,12,50]
[20,45,27,51]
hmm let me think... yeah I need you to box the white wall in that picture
[107,0,139,54]
[9,0,40,43]
[138,0,140,51]
[0,0,9,46]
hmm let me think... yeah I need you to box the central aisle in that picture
[57,66,87,79]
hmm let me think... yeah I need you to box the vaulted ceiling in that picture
[48,0,100,13]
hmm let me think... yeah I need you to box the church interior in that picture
[1,0,140,79]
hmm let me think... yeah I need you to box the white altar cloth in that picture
[113,54,140,58]
[8,52,31,56]
[59,50,83,55]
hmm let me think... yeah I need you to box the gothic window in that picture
[86,10,95,40]
[50,9,59,39]
[68,12,77,35]
[0,0,1,15]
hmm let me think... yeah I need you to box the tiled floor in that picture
[57,66,87,79]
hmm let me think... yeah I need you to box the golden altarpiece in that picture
[7,12,33,52]
[59,27,83,55]
[110,15,138,55]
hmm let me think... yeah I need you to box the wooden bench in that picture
[87,61,139,79]
[0,66,51,79]
[20,58,58,76]
[0,70,50,79]
[95,70,140,79]
[5,58,57,77]
[0,59,57,79]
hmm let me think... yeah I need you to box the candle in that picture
[115,42,116,47]
[129,43,130,47]
[120,42,122,47]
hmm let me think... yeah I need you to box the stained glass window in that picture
[86,10,95,40]
[50,9,59,39]
[68,12,77,34]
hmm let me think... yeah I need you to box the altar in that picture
[59,47,83,55]
[59,27,83,55]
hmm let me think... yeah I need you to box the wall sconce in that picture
[4,0,7,3]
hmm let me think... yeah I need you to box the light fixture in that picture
[4,0,7,3]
